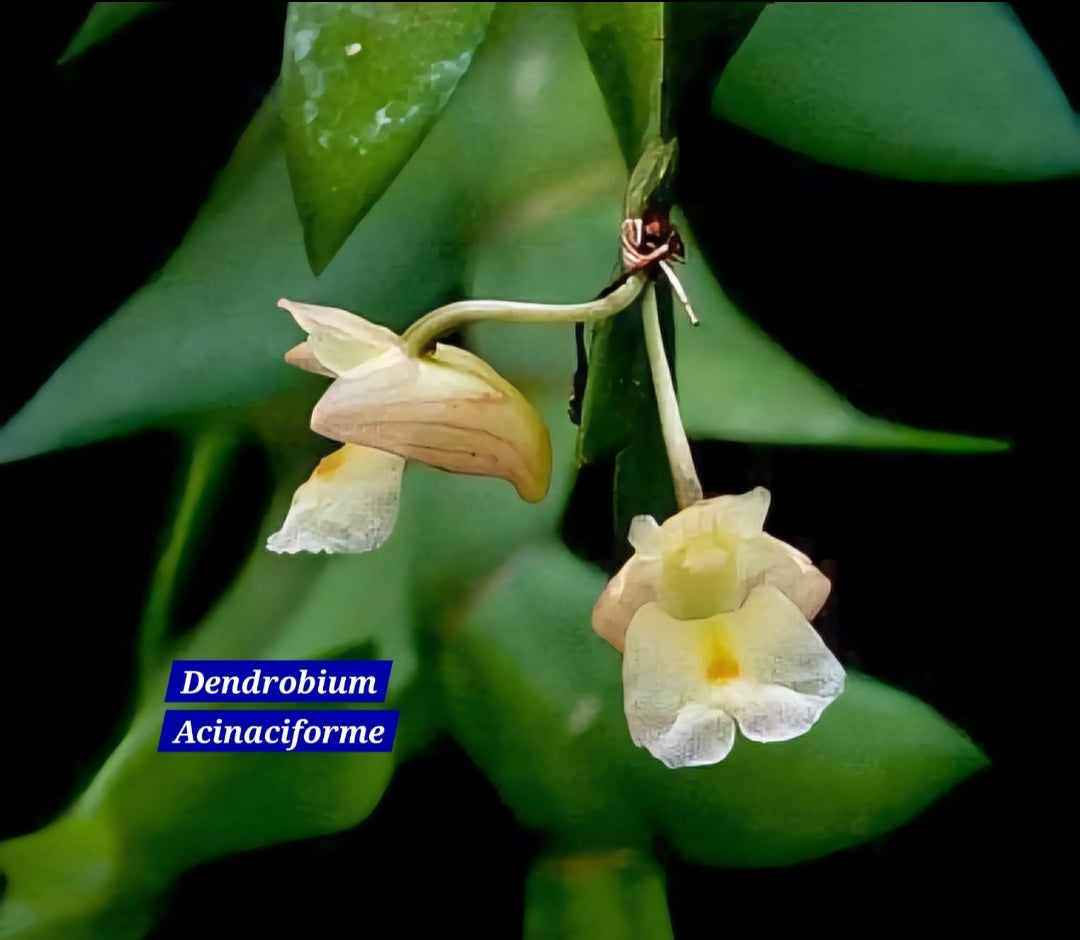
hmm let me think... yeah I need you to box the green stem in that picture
[401,273,646,357]
[641,284,702,509]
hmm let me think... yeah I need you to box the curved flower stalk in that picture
[268,276,646,555]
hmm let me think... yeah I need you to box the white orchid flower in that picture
[593,488,844,769]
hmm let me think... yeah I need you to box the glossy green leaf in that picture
[468,196,1006,453]
[582,291,679,547]
[441,543,988,865]
[647,670,988,867]
[524,849,674,940]
[0,91,445,465]
[440,549,646,844]
[282,1,494,272]
[714,2,1080,181]
[2,2,619,466]
[58,2,164,64]
[573,2,662,167]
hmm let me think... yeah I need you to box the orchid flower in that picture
[268,275,645,554]
[593,488,844,768]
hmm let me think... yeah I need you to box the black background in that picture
[3,2,1075,935]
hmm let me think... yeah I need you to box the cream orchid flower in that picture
[267,300,553,554]
[268,274,646,555]
[592,488,844,769]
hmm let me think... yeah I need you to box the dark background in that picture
[3,2,1074,934]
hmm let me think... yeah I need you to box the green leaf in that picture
[468,193,1006,453]
[441,543,988,866]
[0,490,418,937]
[524,849,674,940]
[137,430,239,677]
[3,2,620,466]
[612,415,676,557]
[571,2,767,543]
[282,1,495,272]
[440,547,646,844]
[573,2,662,167]
[576,295,653,465]
[0,816,140,940]
[58,2,164,64]
[0,91,449,465]
[580,291,679,545]
[648,671,988,867]
[714,2,1080,181]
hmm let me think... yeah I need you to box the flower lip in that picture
[622,585,845,769]
[266,444,404,555]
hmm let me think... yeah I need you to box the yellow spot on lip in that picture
[315,448,349,478]
[705,641,740,683]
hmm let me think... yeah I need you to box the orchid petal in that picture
[716,680,836,743]
[746,533,832,620]
[628,515,661,558]
[266,444,404,555]
[284,341,336,378]
[721,585,845,701]
[591,555,660,653]
[623,603,737,767]
[311,343,551,502]
[278,299,403,377]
